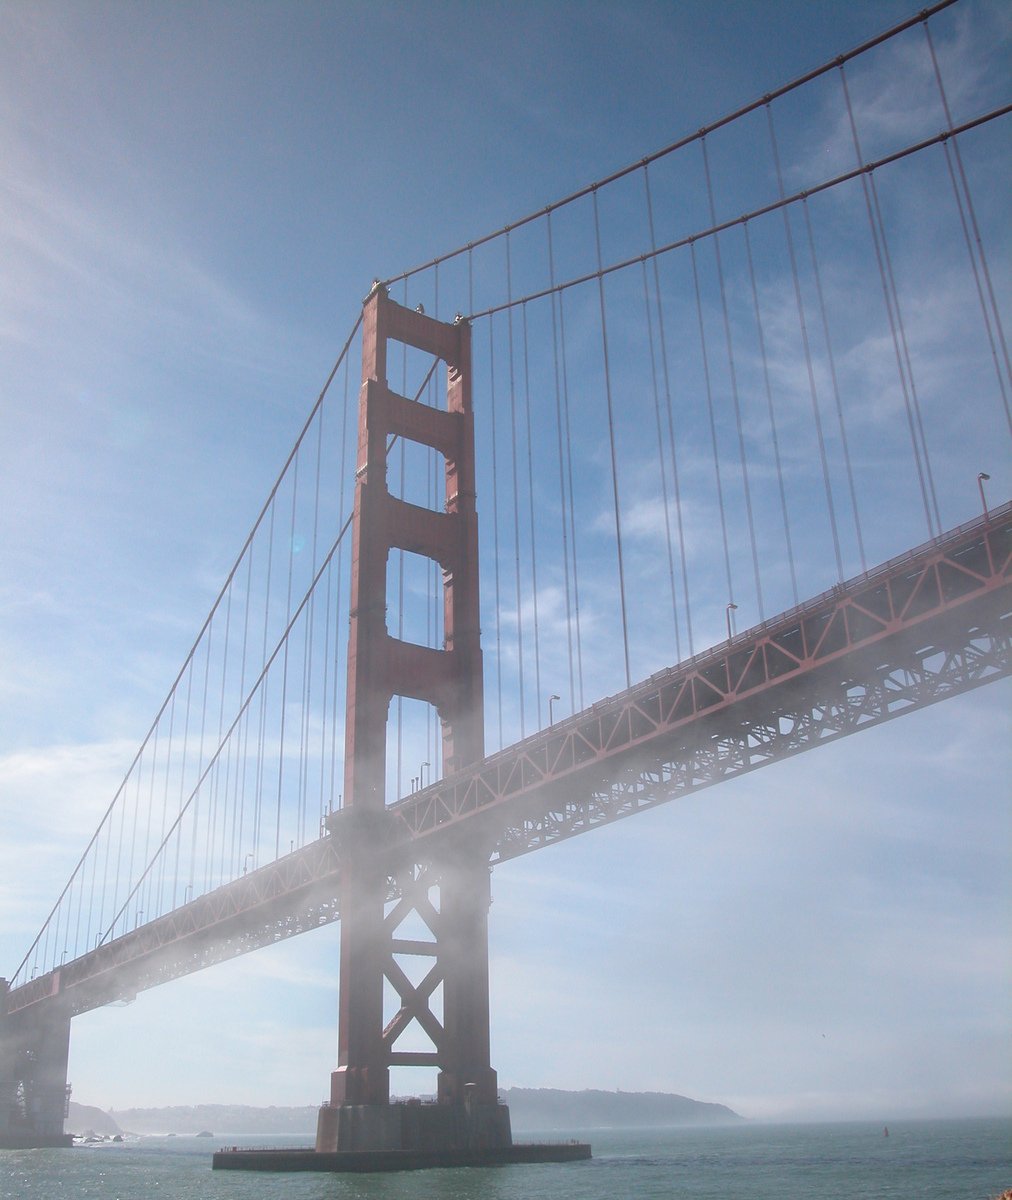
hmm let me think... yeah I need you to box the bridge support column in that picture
[317,285,510,1155]
[0,981,73,1149]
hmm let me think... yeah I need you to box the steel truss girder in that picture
[6,507,1009,1022]
[491,612,1010,861]
[5,837,346,1017]
[390,506,1011,847]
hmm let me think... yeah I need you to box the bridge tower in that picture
[316,285,510,1154]
[0,980,73,1148]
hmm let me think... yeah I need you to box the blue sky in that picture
[2,0,1010,1122]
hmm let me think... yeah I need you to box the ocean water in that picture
[2,1119,1009,1200]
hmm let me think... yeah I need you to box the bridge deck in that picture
[6,504,1009,1020]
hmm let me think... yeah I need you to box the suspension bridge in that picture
[2,0,1009,1159]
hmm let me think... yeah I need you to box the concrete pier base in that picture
[215,1099,590,1173]
[213,1141,591,1173]
[315,1100,513,1154]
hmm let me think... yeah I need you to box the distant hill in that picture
[109,1104,319,1136]
[66,1102,123,1137]
[101,1090,739,1136]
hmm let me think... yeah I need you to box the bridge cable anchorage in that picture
[593,186,633,688]
[701,136,765,622]
[743,217,798,606]
[766,103,845,583]
[379,0,961,292]
[923,20,1012,439]
[802,197,868,574]
[642,163,687,659]
[837,64,936,542]
[690,237,736,612]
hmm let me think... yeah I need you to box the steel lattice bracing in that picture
[5,504,1008,1025]
[395,507,1011,856]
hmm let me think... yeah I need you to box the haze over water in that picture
[4,1120,1011,1199]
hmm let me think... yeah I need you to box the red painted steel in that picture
[392,506,1011,847]
[330,285,495,1109]
[5,506,1009,1026]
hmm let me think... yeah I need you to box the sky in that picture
[1,0,1010,1124]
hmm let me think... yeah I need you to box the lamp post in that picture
[977,471,991,522]
[725,602,738,643]
[548,694,561,726]
[420,761,430,789]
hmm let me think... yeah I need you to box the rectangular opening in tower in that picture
[384,695,441,804]
[387,548,445,651]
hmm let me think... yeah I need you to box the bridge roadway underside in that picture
[5,506,1010,1023]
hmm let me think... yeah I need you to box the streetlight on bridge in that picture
[548,694,561,726]
[725,602,738,643]
[978,471,991,522]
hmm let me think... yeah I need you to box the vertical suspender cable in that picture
[640,257,681,657]
[560,289,585,707]
[210,589,232,883]
[546,213,578,712]
[802,200,867,572]
[743,219,799,604]
[396,300,407,799]
[274,462,300,857]
[252,503,276,862]
[702,138,765,620]
[235,549,253,870]
[329,349,353,815]
[298,409,325,843]
[488,317,505,748]
[506,234,527,736]
[173,658,195,905]
[867,171,942,536]
[522,302,544,727]
[593,189,632,687]
[690,239,736,607]
[430,272,440,774]
[644,165,693,657]
[836,70,934,540]
[923,20,1012,436]
[193,627,212,891]
[195,628,213,891]
[939,137,1012,439]
[767,105,845,581]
